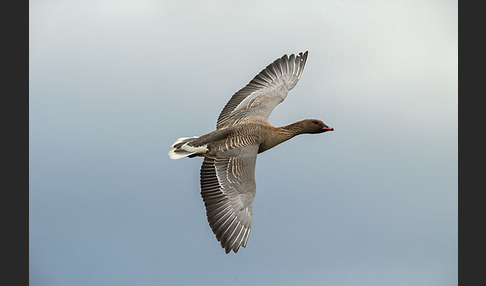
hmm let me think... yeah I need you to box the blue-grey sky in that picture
[30,0,457,285]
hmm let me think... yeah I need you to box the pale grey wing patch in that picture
[216,51,308,129]
[199,146,258,253]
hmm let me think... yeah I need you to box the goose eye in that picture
[312,120,318,124]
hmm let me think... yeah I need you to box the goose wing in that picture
[216,51,308,129]
[199,145,259,253]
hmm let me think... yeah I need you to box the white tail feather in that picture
[168,136,207,160]
[171,136,197,148]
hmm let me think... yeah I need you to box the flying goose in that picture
[169,51,334,253]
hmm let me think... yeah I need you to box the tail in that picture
[168,136,208,160]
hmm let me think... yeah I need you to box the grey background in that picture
[30,0,457,285]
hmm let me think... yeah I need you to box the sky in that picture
[29,0,457,285]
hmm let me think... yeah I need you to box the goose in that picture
[169,51,334,253]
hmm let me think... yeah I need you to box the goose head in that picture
[300,119,334,134]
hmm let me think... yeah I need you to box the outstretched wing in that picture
[216,51,308,129]
[199,146,259,253]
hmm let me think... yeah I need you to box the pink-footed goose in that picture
[169,51,333,253]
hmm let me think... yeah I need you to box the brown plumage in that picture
[169,51,333,253]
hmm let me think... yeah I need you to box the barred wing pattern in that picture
[216,51,308,129]
[200,146,259,253]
